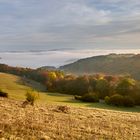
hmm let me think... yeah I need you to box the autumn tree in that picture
[96,79,110,99]
[116,77,136,96]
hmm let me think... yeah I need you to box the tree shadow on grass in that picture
[47,92,74,97]
[87,103,140,112]
[16,77,46,92]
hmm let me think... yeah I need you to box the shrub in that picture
[81,93,99,102]
[123,96,135,107]
[107,94,124,106]
[105,94,135,107]
[25,90,39,105]
[130,93,140,105]
[0,89,8,98]
[105,96,110,104]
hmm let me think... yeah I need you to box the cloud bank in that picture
[1,49,140,68]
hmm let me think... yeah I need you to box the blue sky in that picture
[0,0,140,51]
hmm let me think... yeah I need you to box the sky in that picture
[0,0,140,51]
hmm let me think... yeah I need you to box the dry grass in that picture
[0,98,140,140]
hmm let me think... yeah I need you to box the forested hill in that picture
[59,54,140,80]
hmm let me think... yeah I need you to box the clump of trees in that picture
[104,77,137,107]
[48,74,140,107]
[0,64,64,86]
[0,64,44,82]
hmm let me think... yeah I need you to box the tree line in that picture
[49,74,140,106]
[0,64,140,107]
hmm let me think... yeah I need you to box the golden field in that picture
[0,98,140,140]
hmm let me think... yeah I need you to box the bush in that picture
[130,93,140,105]
[81,93,99,102]
[105,96,110,104]
[123,96,135,107]
[0,90,8,98]
[25,90,39,105]
[105,94,135,107]
[107,94,124,106]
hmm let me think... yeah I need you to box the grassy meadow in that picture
[0,72,140,112]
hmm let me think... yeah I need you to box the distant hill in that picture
[59,54,140,80]
[37,66,57,71]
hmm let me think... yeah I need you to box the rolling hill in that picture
[60,54,140,80]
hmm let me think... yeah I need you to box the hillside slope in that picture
[0,72,46,99]
[60,54,140,80]
[0,98,140,140]
[0,73,74,105]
